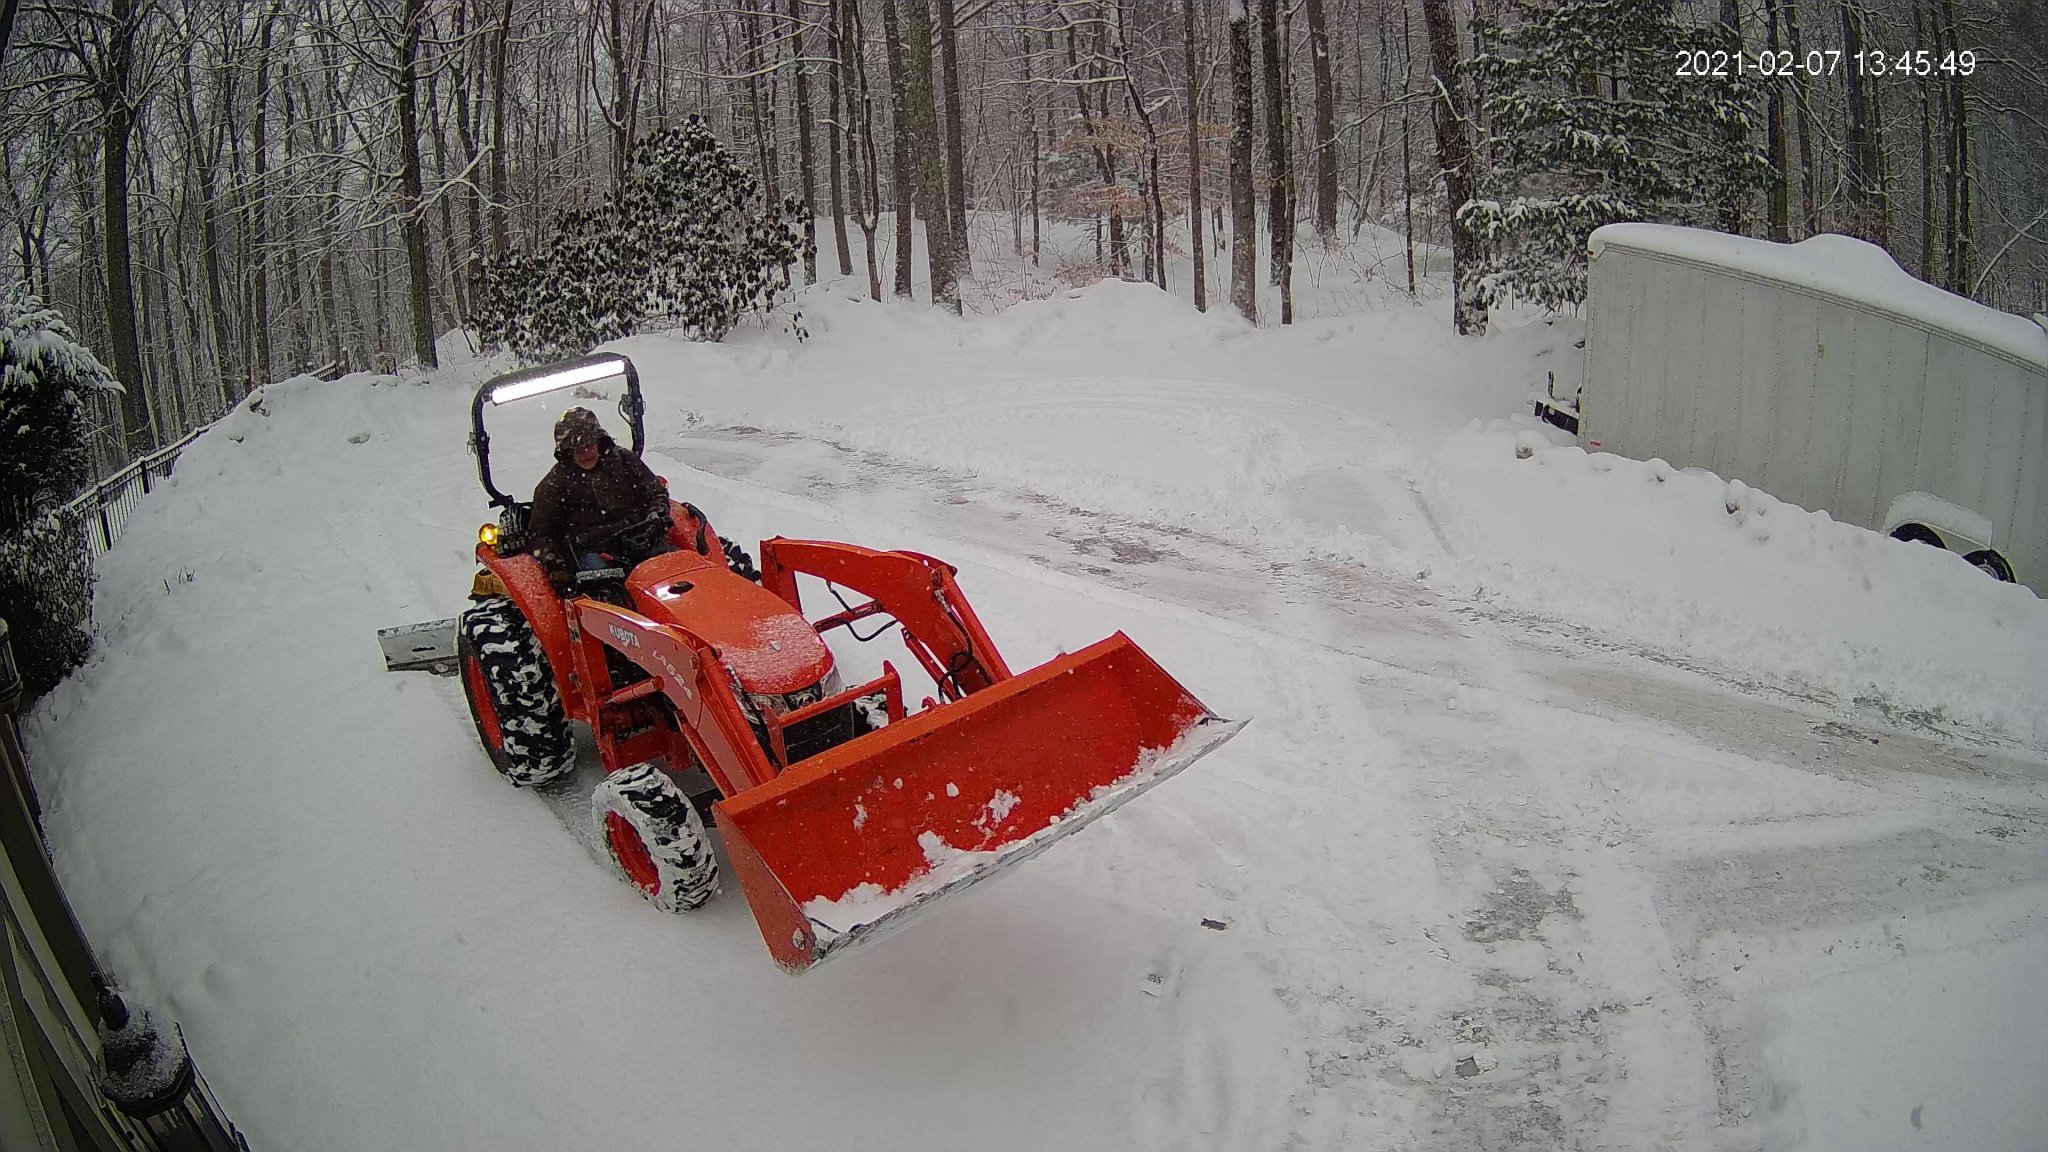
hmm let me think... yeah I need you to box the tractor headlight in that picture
[479,523,500,547]
[746,670,844,721]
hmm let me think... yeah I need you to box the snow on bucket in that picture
[714,633,1243,973]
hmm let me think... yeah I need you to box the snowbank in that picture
[1426,419,2048,747]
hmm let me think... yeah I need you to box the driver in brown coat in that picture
[529,407,674,585]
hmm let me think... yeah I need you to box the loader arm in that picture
[757,539,1010,701]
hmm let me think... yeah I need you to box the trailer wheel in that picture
[1889,523,1945,548]
[1963,550,2015,583]
[593,762,720,912]
[457,597,574,787]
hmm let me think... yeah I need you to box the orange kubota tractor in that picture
[404,352,1242,972]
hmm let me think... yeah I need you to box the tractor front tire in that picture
[593,762,720,912]
[458,597,575,787]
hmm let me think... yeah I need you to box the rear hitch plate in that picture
[378,617,459,674]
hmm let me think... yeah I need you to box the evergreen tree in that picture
[1462,0,1769,310]
[1,287,120,700]
[477,118,805,362]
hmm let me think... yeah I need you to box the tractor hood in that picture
[627,550,834,694]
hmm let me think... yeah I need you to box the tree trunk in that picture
[1401,0,1416,293]
[1258,0,1290,311]
[1065,22,1122,279]
[135,223,167,442]
[398,0,439,369]
[882,0,915,297]
[1305,0,1338,240]
[601,0,629,189]
[1228,8,1257,324]
[1839,0,1882,241]
[907,0,957,311]
[935,0,970,278]
[0,0,20,72]
[278,48,310,371]
[826,0,853,276]
[490,0,515,255]
[181,53,240,402]
[1782,0,1818,235]
[743,3,775,202]
[1110,1,1165,290]
[1184,0,1206,311]
[1026,19,1040,264]
[846,0,883,300]
[1418,0,1484,334]
[103,0,151,453]
[1940,0,1971,292]
[425,58,466,328]
[1717,0,1750,235]
[1764,0,1790,241]
[1916,0,1935,278]
[789,0,819,282]
[451,0,487,303]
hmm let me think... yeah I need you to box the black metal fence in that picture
[57,425,211,562]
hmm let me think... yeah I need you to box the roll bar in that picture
[469,353,646,509]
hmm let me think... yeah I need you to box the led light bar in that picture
[487,355,628,405]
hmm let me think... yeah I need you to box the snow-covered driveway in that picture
[27,283,2048,1150]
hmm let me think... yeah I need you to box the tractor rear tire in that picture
[593,763,720,912]
[720,535,760,582]
[457,597,575,787]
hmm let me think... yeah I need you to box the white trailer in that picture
[1551,222,2048,594]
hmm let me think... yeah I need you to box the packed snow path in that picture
[27,283,2048,1151]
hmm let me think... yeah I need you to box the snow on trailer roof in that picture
[1588,223,2048,374]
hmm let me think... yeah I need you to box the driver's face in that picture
[574,442,601,470]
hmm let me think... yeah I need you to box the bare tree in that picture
[1228,3,1256,323]
[594,0,653,188]
[1305,0,1337,240]
[881,0,914,297]
[1257,0,1291,323]
[934,0,968,278]
[395,0,437,368]
[1183,0,1205,311]
[788,0,818,281]
[843,0,883,299]
[1418,0,1483,334]
[1764,0,1791,241]
[1839,0,1885,241]
[62,0,153,447]
[826,0,852,276]
[1781,0,1819,235]
[907,0,956,310]
[488,0,514,255]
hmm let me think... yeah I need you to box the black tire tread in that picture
[593,763,720,911]
[458,597,574,787]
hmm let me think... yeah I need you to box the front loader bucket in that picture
[715,633,1244,974]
